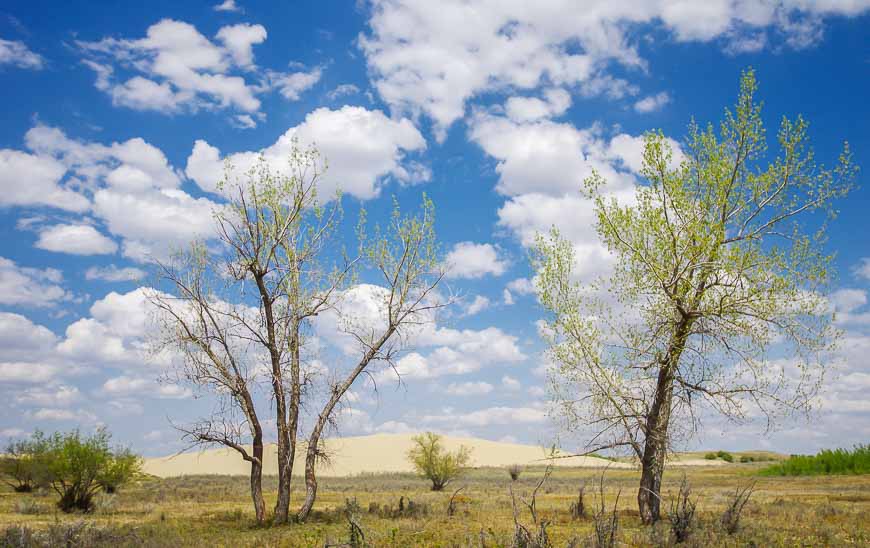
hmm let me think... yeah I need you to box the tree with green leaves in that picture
[151,143,446,523]
[296,197,447,520]
[407,432,472,491]
[535,69,856,523]
[150,143,353,524]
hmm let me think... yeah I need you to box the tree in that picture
[296,197,447,520]
[535,69,855,523]
[407,432,471,491]
[37,428,138,512]
[0,437,48,492]
[150,144,351,524]
[98,447,142,493]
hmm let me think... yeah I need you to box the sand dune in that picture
[143,433,633,478]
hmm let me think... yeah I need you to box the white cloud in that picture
[35,224,118,255]
[30,408,96,422]
[0,256,69,308]
[506,278,535,296]
[78,19,314,120]
[0,363,64,384]
[85,265,146,282]
[186,106,427,200]
[17,385,80,407]
[215,23,266,68]
[502,375,521,391]
[0,149,89,212]
[0,38,44,70]
[102,375,191,399]
[423,405,547,427]
[505,88,571,123]
[854,258,870,281]
[469,112,635,197]
[464,295,491,316]
[360,0,867,135]
[445,381,494,396]
[633,91,670,113]
[214,0,242,12]
[445,242,509,279]
[0,312,57,360]
[327,83,361,100]
[607,133,684,173]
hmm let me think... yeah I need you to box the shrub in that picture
[668,476,697,543]
[704,453,717,460]
[721,483,755,535]
[716,450,734,463]
[508,464,522,481]
[759,444,870,476]
[407,432,471,491]
[569,485,586,520]
[37,428,141,512]
[14,499,43,515]
[0,437,49,492]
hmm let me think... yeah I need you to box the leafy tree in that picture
[38,428,139,512]
[407,432,471,491]
[535,69,855,523]
[98,447,142,493]
[0,437,48,492]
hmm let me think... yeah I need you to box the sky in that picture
[0,0,869,457]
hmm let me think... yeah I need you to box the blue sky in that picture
[1,0,868,456]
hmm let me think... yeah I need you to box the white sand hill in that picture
[143,433,634,478]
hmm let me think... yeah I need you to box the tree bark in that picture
[274,324,301,524]
[250,435,266,524]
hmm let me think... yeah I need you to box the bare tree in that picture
[296,197,446,521]
[150,144,352,524]
[535,69,856,523]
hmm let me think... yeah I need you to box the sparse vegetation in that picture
[759,445,870,476]
[407,432,471,491]
[1,466,869,546]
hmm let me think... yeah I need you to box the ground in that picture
[2,462,869,547]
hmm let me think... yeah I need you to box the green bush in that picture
[716,450,734,463]
[0,437,49,492]
[759,444,870,476]
[407,432,471,491]
[23,428,142,513]
[704,453,717,460]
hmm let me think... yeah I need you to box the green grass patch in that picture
[759,445,870,476]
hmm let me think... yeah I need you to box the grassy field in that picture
[2,462,869,547]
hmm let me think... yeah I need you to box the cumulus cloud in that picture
[463,295,491,316]
[214,0,242,12]
[35,224,118,255]
[360,0,867,135]
[85,265,146,282]
[11,124,219,262]
[0,149,89,212]
[0,38,44,70]
[186,105,427,200]
[0,256,70,308]
[78,18,318,123]
[505,88,572,123]
[633,91,671,113]
[445,242,509,279]
[0,312,57,360]
[423,405,547,427]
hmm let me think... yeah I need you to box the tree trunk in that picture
[250,436,266,524]
[297,437,319,521]
[274,327,302,524]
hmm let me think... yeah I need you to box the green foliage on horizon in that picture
[759,444,870,476]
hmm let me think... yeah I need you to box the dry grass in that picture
[1,464,868,546]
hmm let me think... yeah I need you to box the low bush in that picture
[716,450,734,463]
[759,444,870,476]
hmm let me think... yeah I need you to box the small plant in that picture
[343,499,365,548]
[592,473,620,548]
[13,499,43,515]
[508,464,522,481]
[447,486,466,517]
[740,455,754,463]
[510,464,553,548]
[668,475,697,543]
[721,482,755,535]
[407,432,472,491]
[569,484,586,520]
[704,453,717,460]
